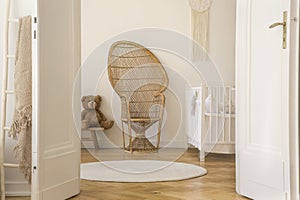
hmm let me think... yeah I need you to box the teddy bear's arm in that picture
[81,110,87,120]
[99,111,107,121]
[98,110,107,121]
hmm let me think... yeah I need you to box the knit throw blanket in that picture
[9,16,32,183]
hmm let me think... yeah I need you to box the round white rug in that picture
[80,160,207,182]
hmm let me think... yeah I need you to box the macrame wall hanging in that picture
[189,0,212,60]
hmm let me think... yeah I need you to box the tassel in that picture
[9,105,32,139]
[189,0,212,61]
[191,9,209,60]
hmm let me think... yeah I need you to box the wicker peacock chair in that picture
[107,41,169,153]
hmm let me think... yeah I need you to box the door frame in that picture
[288,0,299,199]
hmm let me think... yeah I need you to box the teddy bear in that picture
[81,95,114,130]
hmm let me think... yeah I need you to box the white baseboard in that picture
[209,143,235,154]
[82,131,187,149]
[82,135,236,155]
[5,181,31,196]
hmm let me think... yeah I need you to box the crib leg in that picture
[199,150,205,162]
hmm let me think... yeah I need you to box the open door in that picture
[31,0,81,199]
[236,0,298,199]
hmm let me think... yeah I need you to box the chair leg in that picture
[157,97,165,150]
[121,121,125,149]
[129,135,133,154]
[156,131,161,149]
[128,121,133,154]
[157,119,162,149]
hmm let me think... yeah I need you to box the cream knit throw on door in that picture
[9,16,32,183]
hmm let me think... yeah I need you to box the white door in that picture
[31,0,81,199]
[236,0,297,199]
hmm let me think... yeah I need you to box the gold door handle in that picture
[269,11,287,49]
[269,22,285,29]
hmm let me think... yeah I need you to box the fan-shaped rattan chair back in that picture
[108,41,168,152]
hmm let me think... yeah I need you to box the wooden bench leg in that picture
[90,130,99,149]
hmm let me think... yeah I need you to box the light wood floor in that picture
[7,148,249,200]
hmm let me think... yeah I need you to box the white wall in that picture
[0,0,34,195]
[81,0,236,148]
[209,0,236,84]
[81,0,236,84]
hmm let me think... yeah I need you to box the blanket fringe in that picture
[14,145,31,183]
[9,105,32,139]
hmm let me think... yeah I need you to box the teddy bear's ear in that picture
[95,95,102,101]
[81,96,87,102]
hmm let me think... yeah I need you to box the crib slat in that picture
[216,87,219,143]
[205,113,235,118]
[228,87,232,142]
[200,85,235,158]
[221,86,225,142]
[209,87,212,143]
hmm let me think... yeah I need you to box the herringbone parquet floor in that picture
[7,148,249,200]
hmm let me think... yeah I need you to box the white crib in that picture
[186,85,235,161]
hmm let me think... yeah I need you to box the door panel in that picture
[249,0,283,150]
[31,0,81,199]
[236,0,291,199]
